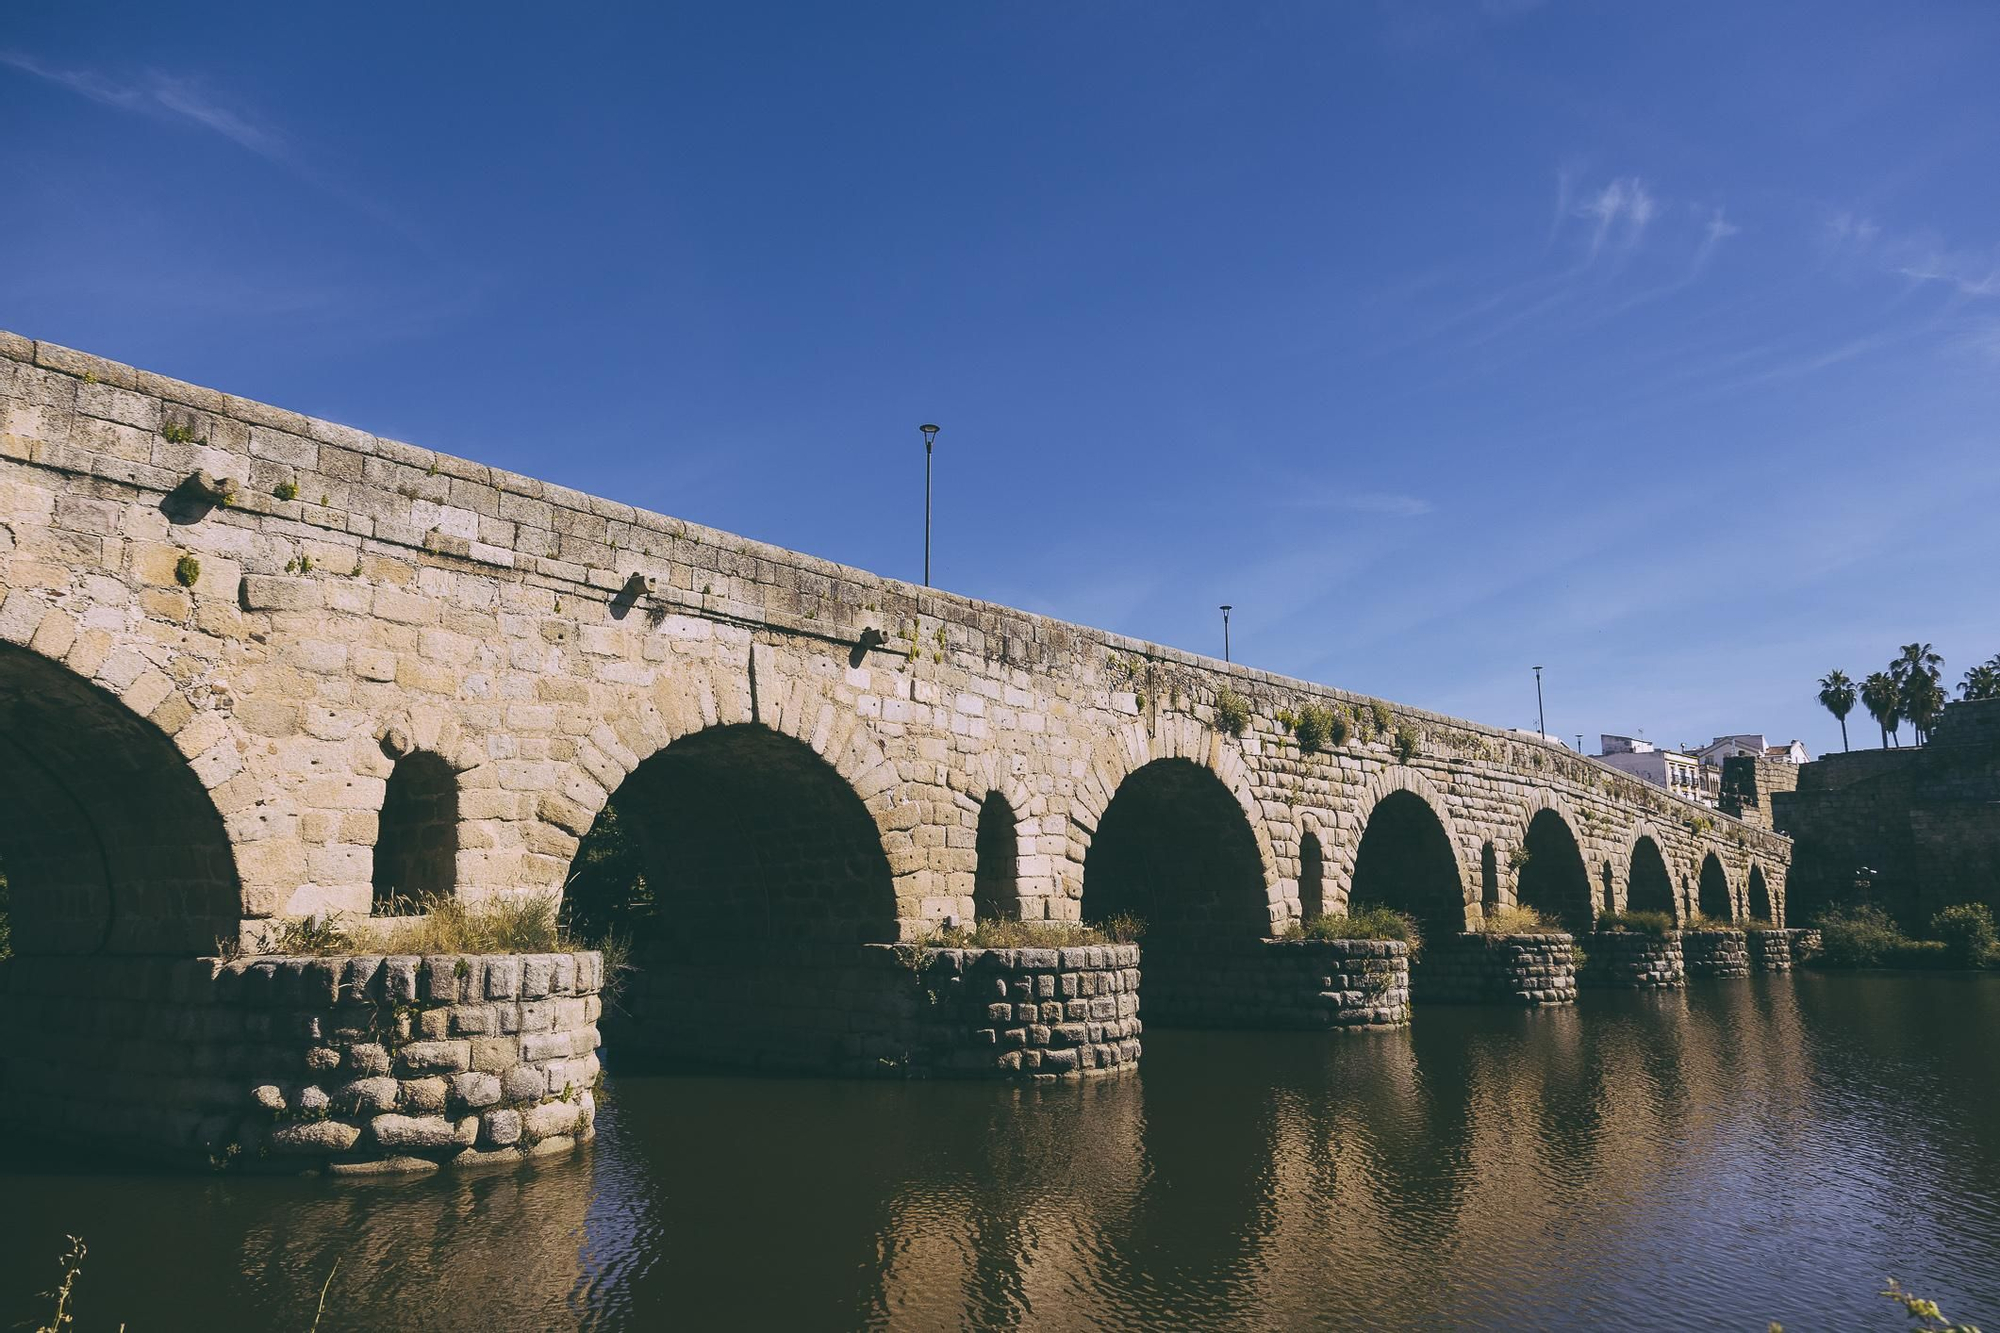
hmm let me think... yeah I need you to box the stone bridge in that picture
[0,330,1795,1157]
[0,328,1790,960]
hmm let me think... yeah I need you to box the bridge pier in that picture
[614,943,1141,1079]
[1578,930,1686,988]
[0,951,604,1175]
[1133,939,1409,1031]
[1681,929,1752,978]
[1413,933,1578,1006]
[1747,928,1795,973]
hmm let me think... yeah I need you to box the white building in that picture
[1690,734,1810,767]
[1595,734,1719,807]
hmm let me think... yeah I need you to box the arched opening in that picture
[0,643,239,955]
[1626,837,1675,917]
[564,723,897,1069]
[1082,758,1265,1022]
[372,751,458,912]
[1747,865,1772,923]
[568,723,896,947]
[1600,861,1616,914]
[1348,790,1465,940]
[1697,853,1732,921]
[1083,759,1266,941]
[1479,842,1500,916]
[1516,808,1592,933]
[1298,831,1325,921]
[972,790,1018,923]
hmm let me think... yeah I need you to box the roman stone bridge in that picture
[0,328,1789,961]
[0,329,1794,1159]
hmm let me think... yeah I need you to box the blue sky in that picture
[5,2,1997,757]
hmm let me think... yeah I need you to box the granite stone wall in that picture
[1747,928,1794,973]
[616,943,1140,1080]
[1681,929,1751,979]
[1415,933,1577,1006]
[1134,938,1409,1030]
[0,950,603,1175]
[1580,931,1684,989]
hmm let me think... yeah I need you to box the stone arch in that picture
[1479,842,1501,917]
[951,747,1052,919]
[1346,778,1467,939]
[1066,713,1280,925]
[1514,800,1594,933]
[1747,863,1772,924]
[972,789,1019,923]
[0,639,241,955]
[372,750,459,912]
[1697,851,1732,921]
[1342,767,1473,910]
[1081,756,1269,942]
[1298,827,1327,921]
[1625,832,1677,918]
[566,720,897,946]
[521,656,911,916]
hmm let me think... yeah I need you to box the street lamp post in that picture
[921,424,940,586]
[1533,665,1547,741]
[1220,605,1233,663]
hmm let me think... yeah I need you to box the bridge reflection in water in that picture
[3,975,1997,1331]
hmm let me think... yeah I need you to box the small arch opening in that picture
[1517,808,1593,933]
[1349,790,1465,939]
[1698,852,1732,921]
[1480,842,1500,915]
[1627,837,1675,917]
[973,791,1019,923]
[373,751,460,913]
[1299,831,1325,921]
[1748,865,1772,923]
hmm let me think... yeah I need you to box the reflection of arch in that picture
[1298,830,1326,921]
[1517,806,1593,932]
[1068,715,1279,921]
[1747,863,1771,923]
[373,751,458,911]
[1349,789,1466,938]
[567,722,896,945]
[1627,835,1675,917]
[1081,758,1268,943]
[0,641,240,954]
[973,790,1019,922]
[1697,852,1732,921]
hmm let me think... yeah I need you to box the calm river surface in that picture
[4,972,1997,1331]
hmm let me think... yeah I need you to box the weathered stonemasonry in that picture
[1579,931,1684,989]
[1791,928,1822,962]
[1136,939,1409,1030]
[1681,929,1751,979]
[1773,699,2000,928]
[1719,756,1801,831]
[1747,928,1794,973]
[0,950,602,1174]
[1415,934,1577,1006]
[616,943,1139,1080]
[0,328,1796,1101]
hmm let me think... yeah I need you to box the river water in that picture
[3,972,1996,1331]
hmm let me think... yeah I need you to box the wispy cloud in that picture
[1281,486,1436,517]
[0,49,423,244]
[1577,176,1657,260]
[0,51,288,162]
[1690,207,1739,274]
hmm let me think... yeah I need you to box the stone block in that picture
[483,1107,523,1146]
[400,1076,448,1114]
[395,1040,470,1075]
[267,1120,362,1155]
[370,1113,458,1151]
[450,1072,502,1109]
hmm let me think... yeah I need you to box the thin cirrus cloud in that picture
[1577,176,1657,260]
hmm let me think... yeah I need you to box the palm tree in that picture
[1963,656,2000,702]
[1816,669,1856,752]
[1892,642,1945,743]
[1861,671,1902,748]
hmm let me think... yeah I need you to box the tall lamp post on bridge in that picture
[1220,605,1233,663]
[921,424,940,586]
[1533,665,1547,741]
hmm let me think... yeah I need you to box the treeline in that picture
[1816,643,2000,751]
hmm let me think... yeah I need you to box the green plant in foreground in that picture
[160,420,198,445]
[1478,905,1555,934]
[1214,687,1250,737]
[1369,700,1394,734]
[274,479,300,501]
[1290,700,1345,753]
[912,915,1145,954]
[1930,903,1997,968]
[1393,723,1421,763]
[1283,906,1423,957]
[1596,909,1675,936]
[173,552,200,587]
[34,1234,88,1331]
